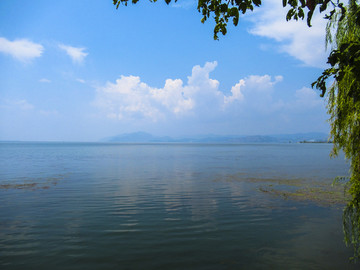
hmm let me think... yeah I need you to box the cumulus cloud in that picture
[224,74,284,113]
[0,37,44,62]
[95,62,223,121]
[291,86,325,109]
[59,44,88,64]
[94,62,327,134]
[94,62,286,121]
[247,0,328,68]
[224,80,246,104]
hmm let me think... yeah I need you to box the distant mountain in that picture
[102,132,174,143]
[269,132,330,143]
[102,132,329,143]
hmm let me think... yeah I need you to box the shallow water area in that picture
[0,142,357,269]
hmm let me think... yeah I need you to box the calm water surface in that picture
[0,142,357,269]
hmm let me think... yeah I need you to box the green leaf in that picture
[286,9,295,21]
[239,3,247,13]
[253,0,261,7]
[298,8,304,19]
[307,10,314,27]
[220,3,228,13]
[320,2,328,13]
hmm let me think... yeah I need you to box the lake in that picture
[0,142,358,269]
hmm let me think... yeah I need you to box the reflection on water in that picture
[0,142,357,269]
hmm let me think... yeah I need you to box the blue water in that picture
[0,142,357,269]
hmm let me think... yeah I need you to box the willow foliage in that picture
[313,0,360,260]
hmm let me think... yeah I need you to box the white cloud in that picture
[96,75,163,121]
[292,86,324,109]
[94,62,327,134]
[14,99,35,110]
[0,99,60,117]
[95,62,286,122]
[224,80,245,104]
[224,74,283,113]
[0,37,44,62]
[95,62,227,121]
[1,99,35,111]
[39,78,51,83]
[247,0,328,68]
[59,44,88,64]
[76,78,86,84]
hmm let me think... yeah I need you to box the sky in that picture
[0,0,331,141]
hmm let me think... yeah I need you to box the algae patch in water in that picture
[257,178,351,207]
[0,175,68,190]
[258,184,350,206]
[216,173,351,207]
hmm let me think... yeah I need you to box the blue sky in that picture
[0,0,330,141]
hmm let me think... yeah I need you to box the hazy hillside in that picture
[102,132,329,143]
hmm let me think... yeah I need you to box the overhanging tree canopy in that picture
[113,0,346,39]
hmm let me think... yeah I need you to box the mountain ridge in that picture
[102,132,329,143]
